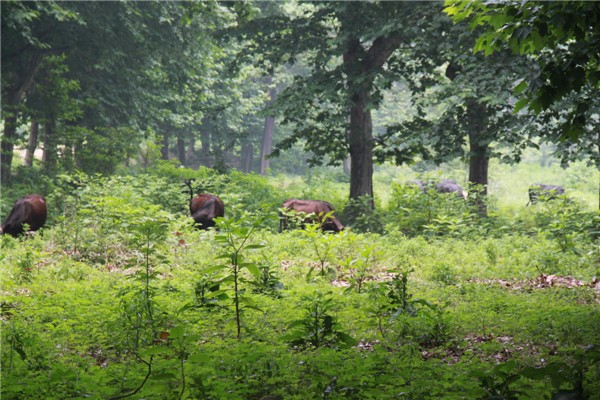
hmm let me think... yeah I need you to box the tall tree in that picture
[2,1,232,178]
[233,1,435,210]
[444,0,600,167]
[1,1,80,183]
[259,80,276,175]
[373,9,534,216]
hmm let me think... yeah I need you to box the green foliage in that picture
[340,244,380,294]
[301,222,340,278]
[282,292,356,350]
[444,0,600,166]
[529,197,598,253]
[0,165,598,399]
[248,260,284,298]
[473,360,526,400]
[213,214,266,339]
[386,182,476,237]
[192,274,222,309]
[343,195,386,234]
[522,346,600,399]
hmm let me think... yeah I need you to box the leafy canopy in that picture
[444,0,600,146]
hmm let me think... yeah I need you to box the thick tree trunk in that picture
[42,117,57,175]
[466,100,489,216]
[62,143,75,172]
[177,135,186,166]
[348,91,374,208]
[342,32,403,210]
[344,37,374,210]
[24,121,39,167]
[260,86,276,175]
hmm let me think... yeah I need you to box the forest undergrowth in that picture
[1,164,599,399]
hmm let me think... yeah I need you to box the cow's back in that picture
[1,194,47,236]
[190,193,224,229]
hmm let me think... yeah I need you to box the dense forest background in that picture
[1,1,599,399]
[2,2,598,205]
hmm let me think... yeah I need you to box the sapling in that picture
[213,214,266,339]
[110,213,171,399]
[302,218,339,277]
[341,244,380,293]
[282,292,356,349]
[128,214,171,337]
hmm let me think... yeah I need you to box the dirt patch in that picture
[468,274,600,295]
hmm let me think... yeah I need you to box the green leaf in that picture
[201,265,224,274]
[188,352,211,363]
[141,347,169,356]
[150,373,177,381]
[512,78,527,94]
[244,263,261,278]
[513,97,530,113]
[170,325,185,340]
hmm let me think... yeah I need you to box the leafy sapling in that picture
[302,218,340,278]
[341,244,380,293]
[212,214,266,339]
[282,292,356,349]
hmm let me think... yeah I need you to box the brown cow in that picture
[1,194,47,237]
[185,180,224,230]
[279,199,344,233]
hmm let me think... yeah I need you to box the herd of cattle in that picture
[0,181,567,238]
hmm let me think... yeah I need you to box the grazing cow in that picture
[435,179,468,200]
[279,199,344,233]
[527,183,565,206]
[1,194,47,237]
[184,180,224,229]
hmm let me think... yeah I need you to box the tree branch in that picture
[108,354,154,400]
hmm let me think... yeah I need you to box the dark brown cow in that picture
[185,180,224,229]
[279,199,344,233]
[1,194,47,237]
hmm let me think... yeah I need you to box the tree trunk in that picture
[62,143,75,172]
[200,127,211,168]
[348,91,375,208]
[466,100,489,216]
[177,135,186,166]
[1,106,18,184]
[241,142,254,173]
[24,121,39,167]
[260,85,276,175]
[342,31,403,211]
[260,116,275,175]
[42,117,57,175]
[1,53,45,184]
[186,130,196,167]
[161,130,169,160]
